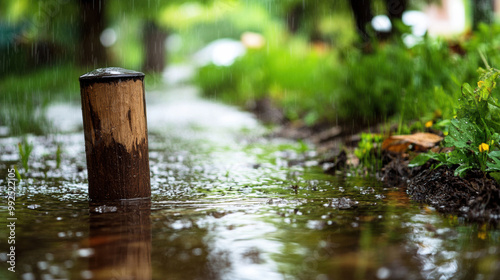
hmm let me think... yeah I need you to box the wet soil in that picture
[355,149,500,223]
[406,161,500,223]
[374,148,500,223]
[270,115,500,224]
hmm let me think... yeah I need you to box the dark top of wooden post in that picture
[79,67,150,202]
[79,67,145,83]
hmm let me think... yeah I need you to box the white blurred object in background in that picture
[241,32,265,49]
[424,0,466,36]
[192,39,246,67]
[371,15,392,33]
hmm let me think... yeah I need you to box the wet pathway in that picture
[1,80,500,279]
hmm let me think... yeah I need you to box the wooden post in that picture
[79,67,150,201]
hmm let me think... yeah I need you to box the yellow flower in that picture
[478,81,485,88]
[425,120,433,128]
[479,143,489,153]
[478,231,487,240]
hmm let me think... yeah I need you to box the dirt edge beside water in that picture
[269,117,500,224]
[381,156,500,224]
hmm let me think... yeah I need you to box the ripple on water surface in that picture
[0,85,499,279]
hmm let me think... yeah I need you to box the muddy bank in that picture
[404,161,500,223]
[268,118,500,224]
[378,152,500,223]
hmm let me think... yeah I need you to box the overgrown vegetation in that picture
[196,39,339,124]
[411,67,500,178]
[195,24,500,128]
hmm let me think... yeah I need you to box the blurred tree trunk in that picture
[286,4,304,34]
[386,0,407,22]
[349,0,407,43]
[349,0,373,43]
[79,0,107,67]
[142,21,168,73]
[473,0,494,29]
[285,3,324,43]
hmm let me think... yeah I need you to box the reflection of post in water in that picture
[88,199,151,279]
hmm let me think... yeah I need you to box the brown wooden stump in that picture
[79,67,150,201]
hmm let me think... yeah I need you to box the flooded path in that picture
[1,81,500,280]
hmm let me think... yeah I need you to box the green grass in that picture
[0,63,164,136]
[17,137,33,172]
[196,38,341,125]
[56,143,62,169]
[0,63,83,135]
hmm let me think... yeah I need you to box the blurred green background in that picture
[1,0,499,135]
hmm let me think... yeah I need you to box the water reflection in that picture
[149,200,282,279]
[1,82,500,279]
[406,213,500,280]
[88,199,152,280]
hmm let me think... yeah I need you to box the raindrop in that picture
[64,260,74,268]
[49,265,60,275]
[37,261,49,270]
[377,267,391,279]
[77,248,95,258]
[22,273,35,280]
[45,253,54,261]
[80,270,93,279]
[316,275,328,280]
[488,247,498,254]
[192,248,202,256]
[92,205,118,213]
[100,28,117,47]
[371,15,392,33]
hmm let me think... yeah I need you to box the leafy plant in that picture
[18,138,33,173]
[14,165,22,181]
[354,133,384,173]
[195,39,339,123]
[56,143,62,169]
[195,30,487,128]
[411,67,500,176]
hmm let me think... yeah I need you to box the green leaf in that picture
[435,152,451,163]
[454,164,473,177]
[435,119,451,128]
[445,118,484,149]
[489,172,500,183]
[408,153,434,167]
[446,149,468,165]
[461,83,474,98]
[14,165,22,181]
[486,151,500,171]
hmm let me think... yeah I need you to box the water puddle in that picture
[1,83,499,279]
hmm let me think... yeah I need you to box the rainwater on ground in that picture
[1,76,500,280]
